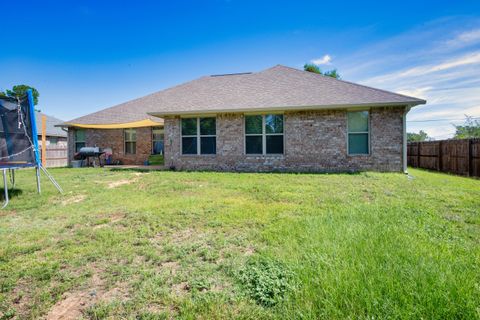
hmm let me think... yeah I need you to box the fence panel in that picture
[472,139,480,177]
[407,138,480,177]
[40,145,68,168]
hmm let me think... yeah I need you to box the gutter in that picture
[403,106,412,174]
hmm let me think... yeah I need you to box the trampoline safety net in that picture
[0,95,36,167]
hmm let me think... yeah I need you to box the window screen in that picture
[245,114,284,154]
[181,117,216,155]
[124,129,136,154]
[347,111,369,155]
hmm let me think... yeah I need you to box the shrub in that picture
[237,257,295,307]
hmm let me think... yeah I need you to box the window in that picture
[74,129,85,152]
[181,117,216,155]
[245,114,284,155]
[124,128,136,154]
[49,137,58,145]
[347,111,369,155]
[152,127,164,155]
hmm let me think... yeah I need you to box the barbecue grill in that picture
[74,147,105,167]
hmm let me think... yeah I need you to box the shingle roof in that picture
[61,102,163,126]
[64,65,425,124]
[35,111,67,137]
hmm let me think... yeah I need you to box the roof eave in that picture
[148,100,426,117]
[55,118,164,129]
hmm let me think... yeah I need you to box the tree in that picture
[303,63,322,74]
[0,85,40,105]
[323,69,340,79]
[303,64,341,79]
[453,115,480,139]
[407,130,430,142]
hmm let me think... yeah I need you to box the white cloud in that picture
[342,20,480,140]
[311,55,331,65]
[396,87,433,99]
[408,105,480,121]
[445,29,480,48]
[363,51,480,85]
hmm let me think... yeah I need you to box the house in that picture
[61,65,426,172]
[35,111,67,146]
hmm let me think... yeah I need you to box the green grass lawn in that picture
[148,154,164,166]
[0,168,478,319]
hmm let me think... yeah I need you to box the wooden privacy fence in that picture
[408,139,480,177]
[40,145,68,168]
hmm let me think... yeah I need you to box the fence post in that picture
[417,142,421,168]
[438,140,443,171]
[41,115,47,167]
[468,139,473,177]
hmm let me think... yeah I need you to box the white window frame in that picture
[181,117,216,155]
[74,129,86,152]
[124,128,137,155]
[244,114,284,155]
[347,110,370,156]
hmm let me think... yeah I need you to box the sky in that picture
[1,0,479,139]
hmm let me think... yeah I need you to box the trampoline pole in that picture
[2,169,9,209]
[11,169,15,189]
[36,165,41,194]
[40,165,63,194]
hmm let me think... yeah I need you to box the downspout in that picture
[403,105,411,174]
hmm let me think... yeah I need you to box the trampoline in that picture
[0,90,62,208]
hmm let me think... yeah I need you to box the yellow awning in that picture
[65,119,163,129]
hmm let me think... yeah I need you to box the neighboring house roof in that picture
[62,65,426,125]
[35,111,67,137]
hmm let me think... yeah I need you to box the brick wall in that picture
[164,107,405,172]
[68,127,155,165]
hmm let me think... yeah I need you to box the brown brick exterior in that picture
[68,127,157,165]
[164,107,406,172]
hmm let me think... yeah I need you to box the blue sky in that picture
[1,0,479,139]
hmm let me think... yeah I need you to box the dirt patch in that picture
[107,179,136,189]
[108,172,149,189]
[0,209,16,217]
[10,279,33,319]
[102,281,130,302]
[61,194,86,205]
[106,172,150,188]
[109,213,125,223]
[45,272,104,320]
[45,289,98,320]
[171,282,190,296]
[173,228,194,241]
[210,282,230,293]
[92,213,126,229]
[169,228,209,245]
[161,261,180,275]
[132,172,149,177]
[144,303,177,318]
[243,246,255,256]
[45,267,130,320]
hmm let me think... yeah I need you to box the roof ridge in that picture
[272,64,425,102]
[210,72,252,77]
[36,110,64,121]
